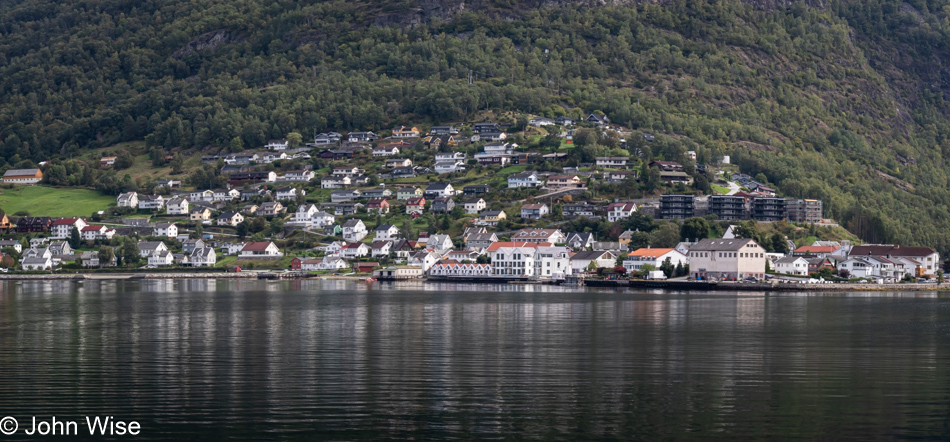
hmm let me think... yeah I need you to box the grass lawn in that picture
[711,184,729,195]
[497,165,527,175]
[0,186,114,217]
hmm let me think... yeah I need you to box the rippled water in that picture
[0,279,949,440]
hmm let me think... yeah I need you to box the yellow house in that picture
[545,175,583,189]
[478,210,507,226]
[425,135,458,150]
[392,126,420,138]
[190,207,212,221]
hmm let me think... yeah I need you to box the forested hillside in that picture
[2,0,950,250]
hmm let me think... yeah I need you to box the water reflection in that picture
[0,280,946,439]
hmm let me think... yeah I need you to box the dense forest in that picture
[1,0,950,250]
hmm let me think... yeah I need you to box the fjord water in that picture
[0,280,948,440]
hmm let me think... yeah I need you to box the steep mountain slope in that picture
[1,0,950,251]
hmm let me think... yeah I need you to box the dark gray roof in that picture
[690,238,756,252]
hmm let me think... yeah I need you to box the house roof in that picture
[342,219,363,228]
[567,232,594,243]
[371,241,392,249]
[628,248,679,259]
[426,183,452,190]
[690,238,756,251]
[242,242,275,251]
[794,245,840,254]
[81,225,105,232]
[571,250,614,261]
[138,241,165,251]
[849,245,936,257]
[522,204,547,210]
[3,168,40,177]
[512,229,563,239]
[51,217,82,226]
[343,242,367,249]
[376,224,396,231]
[776,256,808,264]
[487,242,552,251]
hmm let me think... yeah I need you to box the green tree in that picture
[286,132,303,148]
[230,136,244,152]
[98,246,114,267]
[770,233,789,254]
[680,217,709,242]
[650,223,681,248]
[660,257,675,278]
[69,226,81,249]
[236,221,249,239]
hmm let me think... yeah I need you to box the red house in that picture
[406,197,426,215]
[354,262,379,273]
[290,257,303,270]
[366,198,390,214]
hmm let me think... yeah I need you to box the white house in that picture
[510,229,566,244]
[373,146,400,157]
[375,224,400,241]
[51,217,88,239]
[606,202,637,222]
[595,157,629,169]
[371,241,393,258]
[322,176,351,189]
[508,171,541,188]
[148,250,174,267]
[137,195,165,210]
[165,197,190,215]
[80,225,114,241]
[520,204,550,220]
[408,250,440,272]
[240,242,282,258]
[775,256,810,276]
[153,223,178,238]
[342,219,368,242]
[463,198,486,214]
[283,170,315,182]
[266,139,289,150]
[212,188,240,202]
[189,190,215,202]
[687,238,767,281]
[570,250,618,273]
[490,245,572,279]
[190,247,217,267]
[216,212,244,227]
[276,187,305,201]
[622,248,689,274]
[117,192,138,208]
[138,241,169,258]
[434,161,465,174]
[385,158,413,168]
[838,257,874,278]
[428,263,492,277]
[424,183,456,198]
[426,234,454,255]
[341,242,370,259]
[21,256,52,271]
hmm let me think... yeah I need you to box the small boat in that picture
[364,277,377,283]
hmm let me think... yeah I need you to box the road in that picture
[725,180,740,195]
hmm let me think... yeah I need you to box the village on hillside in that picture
[0,115,942,284]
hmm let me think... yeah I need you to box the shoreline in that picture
[0,272,947,291]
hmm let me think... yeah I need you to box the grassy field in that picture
[711,184,729,195]
[497,165,527,175]
[0,186,114,217]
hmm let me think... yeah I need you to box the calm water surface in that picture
[0,279,948,440]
